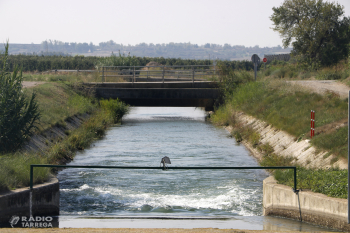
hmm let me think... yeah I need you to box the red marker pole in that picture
[310,110,315,138]
[313,111,315,137]
[311,110,313,138]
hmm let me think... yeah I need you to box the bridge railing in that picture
[99,65,219,83]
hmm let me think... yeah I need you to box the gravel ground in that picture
[22,81,46,88]
[288,80,350,99]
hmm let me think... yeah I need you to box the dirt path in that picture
[22,81,46,88]
[288,80,350,99]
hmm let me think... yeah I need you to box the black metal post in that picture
[348,90,350,223]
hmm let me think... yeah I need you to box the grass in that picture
[24,82,97,131]
[0,80,129,192]
[260,153,348,198]
[211,67,350,198]
[0,110,112,192]
[229,125,349,199]
[0,100,127,192]
[22,71,101,83]
[0,153,49,191]
[212,79,348,158]
[312,126,348,159]
[260,59,350,81]
[44,107,118,165]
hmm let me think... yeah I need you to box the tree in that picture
[0,43,40,153]
[270,0,350,67]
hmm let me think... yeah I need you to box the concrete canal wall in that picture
[0,178,59,224]
[263,176,349,231]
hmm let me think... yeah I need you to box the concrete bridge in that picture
[83,81,220,111]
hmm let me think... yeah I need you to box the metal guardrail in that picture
[99,65,218,83]
[29,164,298,217]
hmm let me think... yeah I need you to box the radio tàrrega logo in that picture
[9,215,20,227]
[8,215,53,228]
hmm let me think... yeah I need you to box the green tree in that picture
[0,43,40,152]
[270,0,350,67]
[95,51,140,69]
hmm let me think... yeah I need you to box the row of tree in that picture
[1,53,258,72]
[2,55,99,72]
[1,41,291,61]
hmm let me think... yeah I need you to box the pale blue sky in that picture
[1,0,350,47]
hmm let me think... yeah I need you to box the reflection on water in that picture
[57,107,337,231]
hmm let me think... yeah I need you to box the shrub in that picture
[316,70,342,80]
[100,98,129,123]
[0,43,40,152]
[216,63,254,97]
[271,67,288,78]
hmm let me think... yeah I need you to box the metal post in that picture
[311,110,313,139]
[102,67,104,83]
[162,66,165,83]
[294,167,297,192]
[147,70,149,80]
[105,67,107,82]
[192,66,194,83]
[310,110,316,138]
[348,90,350,223]
[30,165,33,217]
[254,63,257,81]
[133,66,135,83]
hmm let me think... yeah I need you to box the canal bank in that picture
[53,107,334,231]
[0,107,342,231]
[224,111,348,231]
[0,82,128,225]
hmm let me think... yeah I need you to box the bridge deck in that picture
[83,81,218,89]
[83,81,220,110]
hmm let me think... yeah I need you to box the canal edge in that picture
[263,176,349,231]
[223,111,348,231]
[0,178,59,226]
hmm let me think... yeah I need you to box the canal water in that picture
[57,107,337,231]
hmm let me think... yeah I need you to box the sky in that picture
[1,0,350,47]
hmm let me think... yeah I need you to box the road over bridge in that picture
[83,81,220,111]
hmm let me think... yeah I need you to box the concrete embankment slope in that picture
[230,112,348,230]
[234,112,346,169]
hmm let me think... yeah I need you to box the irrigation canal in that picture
[57,107,337,231]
